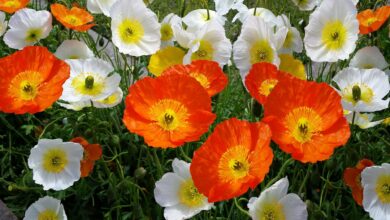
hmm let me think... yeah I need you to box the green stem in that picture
[234,198,250,217]
[179,147,192,162]
[0,115,31,143]
[265,158,293,188]
[152,149,164,177]
[298,164,312,196]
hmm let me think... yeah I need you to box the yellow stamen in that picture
[218,146,250,182]
[148,99,189,131]
[191,40,214,61]
[376,175,390,203]
[321,20,347,50]
[285,107,322,143]
[178,179,204,207]
[42,148,68,173]
[250,40,274,64]
[38,209,58,220]
[118,19,144,44]
[160,23,174,41]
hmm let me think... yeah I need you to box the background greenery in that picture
[0,0,389,219]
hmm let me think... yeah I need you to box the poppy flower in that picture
[263,75,350,163]
[0,46,70,114]
[51,3,94,32]
[71,137,102,177]
[343,159,374,206]
[245,62,283,105]
[148,46,185,77]
[0,0,28,14]
[361,163,390,220]
[163,60,228,97]
[304,0,359,62]
[357,6,390,35]
[190,118,273,202]
[24,196,67,220]
[123,73,216,148]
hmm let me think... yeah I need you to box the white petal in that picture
[154,173,184,207]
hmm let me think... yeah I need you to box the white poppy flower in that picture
[182,9,226,32]
[181,20,232,66]
[110,0,160,56]
[3,8,52,50]
[0,11,7,37]
[350,46,389,74]
[93,87,123,108]
[345,113,384,129]
[291,0,318,11]
[27,139,83,191]
[160,13,182,48]
[87,0,117,16]
[275,14,303,54]
[55,40,94,60]
[60,58,121,103]
[304,0,359,62]
[58,100,91,111]
[233,16,288,80]
[248,177,308,220]
[232,6,277,24]
[333,68,390,112]
[24,196,67,220]
[214,0,244,16]
[361,163,390,220]
[154,159,213,220]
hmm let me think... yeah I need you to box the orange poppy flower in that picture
[51,3,95,32]
[357,6,390,34]
[190,118,273,202]
[343,159,375,206]
[263,75,350,163]
[71,137,102,178]
[245,62,286,105]
[163,60,228,97]
[123,73,216,148]
[0,0,28,14]
[0,46,70,114]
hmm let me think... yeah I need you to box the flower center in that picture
[3,0,20,7]
[64,15,83,26]
[25,29,42,43]
[376,175,390,203]
[71,73,105,96]
[118,19,144,44]
[42,148,68,173]
[218,146,250,182]
[178,179,204,207]
[259,203,285,220]
[160,23,173,41]
[250,40,274,64]
[365,17,378,26]
[191,40,214,61]
[149,99,189,131]
[285,107,323,143]
[9,71,42,101]
[258,79,278,96]
[322,20,347,50]
[38,209,58,220]
[189,72,210,89]
[342,84,374,105]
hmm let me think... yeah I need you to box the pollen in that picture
[72,73,105,96]
[25,29,42,43]
[342,83,374,105]
[42,148,68,173]
[38,209,58,220]
[149,99,189,131]
[118,19,144,44]
[258,203,286,220]
[321,20,347,50]
[8,71,42,101]
[285,107,323,143]
[3,0,21,7]
[178,179,204,207]
[64,15,83,26]
[258,79,278,96]
[160,23,173,41]
[250,40,274,64]
[191,40,214,61]
[218,146,250,182]
[376,175,390,203]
